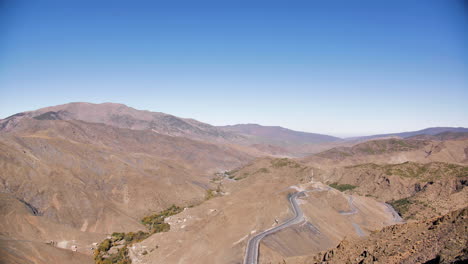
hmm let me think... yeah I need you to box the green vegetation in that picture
[360,146,378,155]
[347,162,467,182]
[98,239,112,252]
[111,232,124,242]
[124,231,151,242]
[255,167,270,174]
[329,183,358,192]
[95,205,184,264]
[94,238,131,264]
[317,149,352,159]
[210,174,223,183]
[389,197,413,217]
[222,163,277,181]
[205,184,224,200]
[319,139,428,160]
[141,205,182,233]
[108,247,131,264]
[345,163,380,169]
[233,172,250,180]
[225,168,239,179]
[225,159,305,181]
[205,189,219,200]
[383,162,468,180]
[271,158,290,167]
[271,158,301,168]
[356,139,423,155]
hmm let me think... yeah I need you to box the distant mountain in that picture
[314,138,430,161]
[349,127,468,141]
[0,102,243,143]
[3,103,464,158]
[304,131,468,166]
[0,110,253,263]
[218,124,341,145]
[407,131,468,141]
[0,103,341,157]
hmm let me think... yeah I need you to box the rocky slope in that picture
[304,135,468,167]
[302,206,467,264]
[310,161,467,221]
[0,102,242,143]
[126,158,400,264]
[1,102,466,264]
[1,103,346,157]
[0,117,252,264]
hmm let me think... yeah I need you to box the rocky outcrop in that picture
[310,207,468,264]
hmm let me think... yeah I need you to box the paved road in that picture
[243,192,305,264]
[338,196,357,215]
[383,203,404,223]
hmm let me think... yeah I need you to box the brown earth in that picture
[0,103,466,264]
[297,206,468,264]
[0,117,252,264]
[0,102,242,143]
[304,137,468,167]
[0,103,342,157]
[129,158,400,264]
[312,162,467,221]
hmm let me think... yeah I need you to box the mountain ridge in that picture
[347,127,468,141]
[218,123,341,144]
[0,102,243,143]
[2,102,466,149]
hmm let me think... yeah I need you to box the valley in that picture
[0,103,466,264]
[3,1,467,263]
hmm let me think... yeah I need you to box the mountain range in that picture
[2,102,466,157]
[0,102,466,264]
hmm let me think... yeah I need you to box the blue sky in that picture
[1,0,467,137]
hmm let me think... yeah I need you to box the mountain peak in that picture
[0,102,242,142]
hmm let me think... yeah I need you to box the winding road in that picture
[243,191,305,264]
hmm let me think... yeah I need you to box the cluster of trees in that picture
[94,205,183,264]
[141,205,183,233]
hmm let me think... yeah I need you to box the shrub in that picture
[150,223,170,233]
[111,232,125,242]
[389,198,413,216]
[256,168,270,174]
[271,158,302,169]
[108,246,130,263]
[98,239,112,252]
[271,158,292,168]
[141,205,182,233]
[233,172,249,180]
[329,183,358,192]
[95,206,184,264]
[96,245,131,264]
[124,231,149,243]
[205,189,217,200]
[225,169,239,179]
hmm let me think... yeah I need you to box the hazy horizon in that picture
[1,100,467,138]
[1,0,467,136]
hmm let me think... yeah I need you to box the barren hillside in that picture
[124,158,401,264]
[299,207,467,264]
[304,135,468,167]
[0,103,466,264]
[0,102,243,143]
[0,117,252,264]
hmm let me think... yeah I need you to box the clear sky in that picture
[1,0,467,137]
